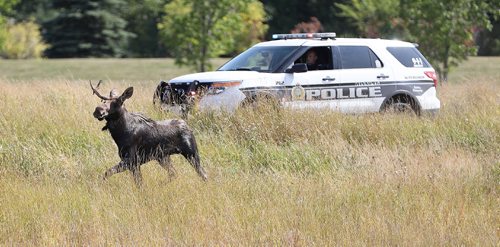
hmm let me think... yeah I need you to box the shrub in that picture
[0,20,47,59]
[0,17,7,48]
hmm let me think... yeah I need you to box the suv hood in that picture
[169,71,264,84]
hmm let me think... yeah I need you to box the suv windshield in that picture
[218,46,298,72]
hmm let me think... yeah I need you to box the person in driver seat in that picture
[305,49,318,70]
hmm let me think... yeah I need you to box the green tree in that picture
[338,0,497,81]
[159,0,266,72]
[11,0,55,23]
[0,0,17,15]
[477,17,500,56]
[263,0,353,38]
[1,20,47,59]
[335,0,407,38]
[122,0,169,57]
[402,0,497,81]
[0,0,18,50]
[42,0,134,58]
[231,1,268,54]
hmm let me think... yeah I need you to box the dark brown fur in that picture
[91,83,207,186]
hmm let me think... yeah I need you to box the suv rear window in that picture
[337,46,382,69]
[387,47,431,68]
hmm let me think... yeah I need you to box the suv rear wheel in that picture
[382,94,420,115]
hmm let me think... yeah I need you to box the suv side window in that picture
[338,46,383,69]
[387,47,431,68]
[294,46,334,70]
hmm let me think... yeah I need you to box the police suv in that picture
[154,33,440,115]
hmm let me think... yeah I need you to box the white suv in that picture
[154,33,440,115]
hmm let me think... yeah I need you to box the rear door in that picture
[336,45,395,113]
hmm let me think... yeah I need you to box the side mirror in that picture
[285,63,308,73]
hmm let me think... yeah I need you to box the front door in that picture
[282,46,344,110]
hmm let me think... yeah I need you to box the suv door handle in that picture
[322,77,336,81]
[377,74,389,79]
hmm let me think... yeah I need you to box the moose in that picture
[90,80,208,186]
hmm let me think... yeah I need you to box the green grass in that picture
[446,57,500,83]
[0,58,228,82]
[0,56,496,84]
[0,57,498,245]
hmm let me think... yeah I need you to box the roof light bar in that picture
[272,32,336,40]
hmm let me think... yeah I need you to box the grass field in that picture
[0,58,228,82]
[0,57,498,245]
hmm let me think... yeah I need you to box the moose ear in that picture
[121,87,134,100]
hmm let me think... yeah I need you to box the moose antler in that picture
[90,80,114,101]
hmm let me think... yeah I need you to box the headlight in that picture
[206,81,242,95]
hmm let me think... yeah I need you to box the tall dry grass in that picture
[0,70,498,245]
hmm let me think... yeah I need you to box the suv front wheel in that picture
[239,93,281,112]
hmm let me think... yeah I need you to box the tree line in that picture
[0,0,498,77]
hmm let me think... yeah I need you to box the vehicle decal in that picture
[240,80,434,102]
[291,85,306,101]
[241,80,432,90]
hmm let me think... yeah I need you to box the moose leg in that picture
[130,165,143,186]
[104,161,127,180]
[179,134,207,181]
[158,156,176,180]
[182,152,208,181]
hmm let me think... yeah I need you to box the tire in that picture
[382,95,420,115]
[153,85,162,105]
[153,81,169,105]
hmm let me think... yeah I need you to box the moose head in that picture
[90,80,133,121]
